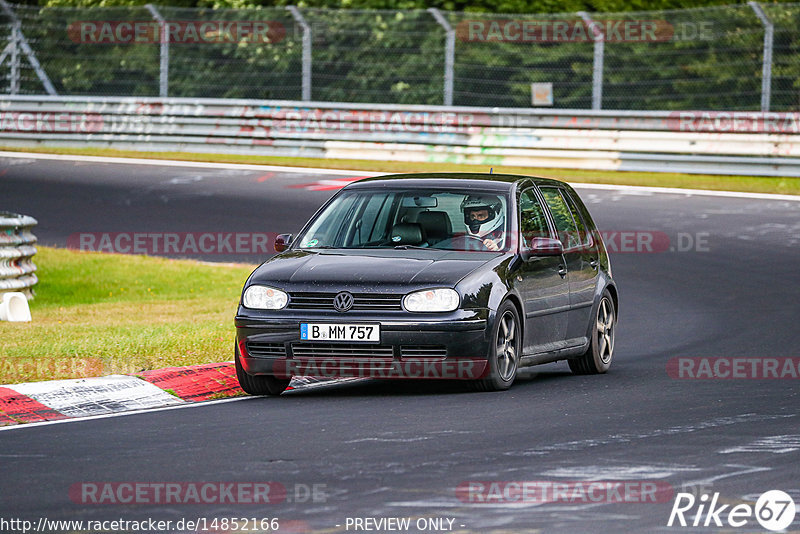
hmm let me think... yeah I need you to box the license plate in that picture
[300,323,380,342]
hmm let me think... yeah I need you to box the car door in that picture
[539,186,599,348]
[515,187,571,355]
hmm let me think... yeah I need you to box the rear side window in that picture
[562,190,592,248]
[540,187,581,249]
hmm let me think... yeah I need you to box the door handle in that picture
[590,259,599,270]
[558,265,567,278]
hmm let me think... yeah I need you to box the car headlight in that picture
[403,288,460,312]
[243,285,288,310]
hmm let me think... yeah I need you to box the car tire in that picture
[235,345,291,395]
[569,290,615,375]
[471,301,520,392]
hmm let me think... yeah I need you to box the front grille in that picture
[246,342,287,358]
[291,343,394,359]
[287,292,404,312]
[400,345,448,359]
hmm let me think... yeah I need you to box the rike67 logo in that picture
[668,490,796,531]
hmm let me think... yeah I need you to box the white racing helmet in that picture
[460,195,504,238]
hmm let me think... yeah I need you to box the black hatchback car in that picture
[235,173,617,394]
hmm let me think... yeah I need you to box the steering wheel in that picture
[435,234,492,250]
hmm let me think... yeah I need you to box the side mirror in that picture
[274,233,293,253]
[521,237,563,260]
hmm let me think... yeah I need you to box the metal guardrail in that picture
[2,95,800,176]
[0,211,37,299]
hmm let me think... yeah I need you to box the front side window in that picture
[297,189,510,252]
[519,189,549,247]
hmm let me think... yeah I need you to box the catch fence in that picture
[2,2,800,111]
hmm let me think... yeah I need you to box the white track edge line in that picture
[0,377,365,432]
[570,182,800,201]
[2,150,799,201]
[0,395,258,432]
[0,150,381,176]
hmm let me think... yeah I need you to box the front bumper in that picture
[235,309,490,380]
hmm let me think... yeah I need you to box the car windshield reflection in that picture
[297,189,510,252]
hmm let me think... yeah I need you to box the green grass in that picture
[0,247,255,384]
[3,145,800,195]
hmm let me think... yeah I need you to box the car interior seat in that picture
[417,211,452,245]
[389,222,425,246]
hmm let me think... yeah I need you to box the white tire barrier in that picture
[0,212,38,305]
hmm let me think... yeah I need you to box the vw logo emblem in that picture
[333,291,354,312]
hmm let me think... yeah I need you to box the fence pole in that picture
[0,0,56,95]
[287,6,311,101]
[9,21,18,94]
[749,1,773,112]
[145,4,169,98]
[428,8,454,106]
[577,11,604,110]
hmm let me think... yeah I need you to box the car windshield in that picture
[297,189,510,252]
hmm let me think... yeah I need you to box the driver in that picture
[460,195,505,251]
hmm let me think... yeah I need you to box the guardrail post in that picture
[428,8,454,107]
[0,0,56,95]
[145,4,169,98]
[749,1,773,112]
[286,6,311,101]
[578,11,604,110]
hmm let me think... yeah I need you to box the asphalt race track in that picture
[1,154,799,533]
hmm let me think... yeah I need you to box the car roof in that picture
[345,172,569,191]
